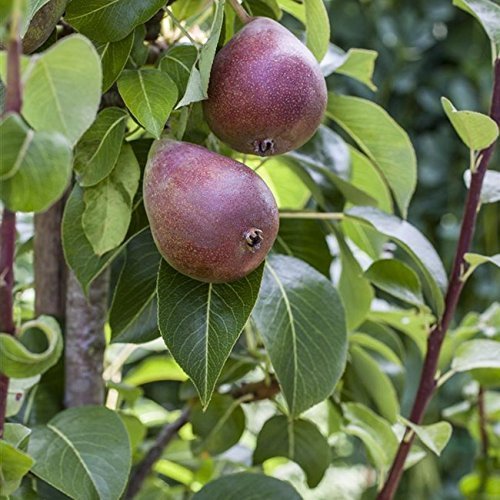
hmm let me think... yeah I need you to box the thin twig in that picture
[377,58,500,500]
[227,0,252,24]
[124,407,191,499]
[165,7,200,47]
[0,0,22,439]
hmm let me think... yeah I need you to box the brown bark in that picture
[34,197,67,320]
[64,269,109,407]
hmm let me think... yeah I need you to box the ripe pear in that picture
[143,139,279,283]
[203,17,327,156]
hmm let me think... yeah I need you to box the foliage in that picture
[0,0,499,499]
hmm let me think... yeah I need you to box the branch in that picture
[0,1,22,439]
[124,407,191,499]
[378,58,500,500]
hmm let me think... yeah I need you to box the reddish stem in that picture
[0,8,22,439]
[378,58,500,500]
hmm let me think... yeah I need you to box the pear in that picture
[143,139,279,283]
[203,17,327,156]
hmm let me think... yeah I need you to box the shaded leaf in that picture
[159,44,198,98]
[253,415,331,488]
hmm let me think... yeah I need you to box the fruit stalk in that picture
[378,57,500,500]
[0,1,22,438]
[228,0,252,24]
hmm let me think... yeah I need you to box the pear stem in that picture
[228,0,252,25]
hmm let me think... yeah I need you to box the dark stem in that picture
[478,386,489,458]
[124,407,191,499]
[228,0,252,24]
[0,3,22,438]
[378,58,500,500]
[64,270,109,407]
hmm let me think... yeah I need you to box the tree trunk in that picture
[64,269,109,407]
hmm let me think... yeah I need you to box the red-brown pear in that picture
[143,139,279,283]
[203,17,327,156]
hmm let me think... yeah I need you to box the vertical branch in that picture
[64,270,109,407]
[0,0,22,438]
[34,196,68,320]
[378,58,500,500]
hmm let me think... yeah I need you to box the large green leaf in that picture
[94,31,135,92]
[453,0,500,54]
[110,229,161,343]
[177,0,225,107]
[452,339,500,372]
[159,44,198,99]
[350,345,399,422]
[157,260,264,407]
[82,143,140,255]
[346,206,447,315]
[22,35,102,146]
[253,415,331,487]
[0,122,72,213]
[62,185,128,293]
[74,107,128,187]
[273,218,331,276]
[0,316,63,378]
[327,94,417,217]
[343,402,398,471]
[29,406,131,500]
[193,473,302,500]
[304,0,330,61]
[191,394,245,455]
[365,259,424,306]
[65,0,166,42]
[442,97,498,150]
[118,69,178,138]
[252,254,347,417]
[0,441,34,497]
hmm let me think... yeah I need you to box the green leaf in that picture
[273,218,331,276]
[464,169,500,204]
[322,45,378,91]
[74,107,128,187]
[65,0,166,42]
[0,113,29,180]
[346,206,446,316]
[350,345,399,422]
[6,376,40,418]
[62,185,128,293]
[4,423,31,449]
[157,260,263,407]
[349,333,402,367]
[110,230,161,343]
[253,415,331,488]
[337,233,374,331]
[402,418,453,456]
[193,473,302,500]
[278,0,306,23]
[0,441,34,497]
[453,0,500,54]
[342,402,398,471]
[0,125,72,213]
[304,0,330,62]
[82,143,140,255]
[0,315,63,378]
[442,97,498,150]
[252,254,347,417]
[327,94,417,217]
[22,35,102,146]
[365,259,424,306]
[29,406,131,500]
[118,69,178,138]
[159,44,198,98]
[123,355,188,386]
[95,31,135,92]
[191,394,245,455]
[177,0,225,107]
[463,252,500,281]
[452,339,500,372]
